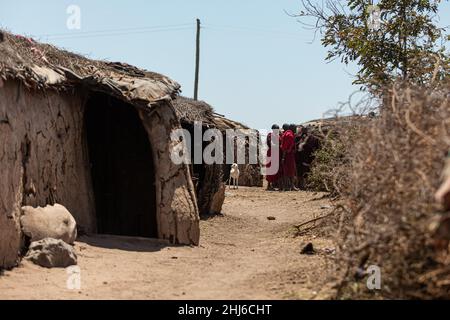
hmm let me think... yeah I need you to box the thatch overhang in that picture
[212,114,250,131]
[171,95,251,132]
[172,96,216,127]
[0,30,180,109]
[299,115,370,135]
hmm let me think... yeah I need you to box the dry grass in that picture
[330,82,450,299]
[172,96,215,125]
[306,124,354,194]
[0,29,180,95]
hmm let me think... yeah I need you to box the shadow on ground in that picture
[77,234,173,252]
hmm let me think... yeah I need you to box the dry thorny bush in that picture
[322,82,450,299]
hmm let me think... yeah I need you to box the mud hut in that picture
[297,115,366,189]
[213,115,263,188]
[172,96,224,216]
[0,31,199,269]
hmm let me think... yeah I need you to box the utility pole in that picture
[194,18,200,100]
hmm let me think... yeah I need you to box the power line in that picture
[40,27,194,41]
[36,23,193,37]
[29,22,304,42]
[203,24,303,38]
[34,23,194,40]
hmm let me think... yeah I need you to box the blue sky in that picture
[1,0,449,129]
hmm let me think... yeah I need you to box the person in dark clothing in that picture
[296,127,320,189]
[266,124,281,190]
[294,125,304,187]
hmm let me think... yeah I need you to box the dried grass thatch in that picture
[213,115,250,131]
[332,82,450,299]
[172,96,215,125]
[303,116,373,193]
[300,115,364,135]
[0,30,180,107]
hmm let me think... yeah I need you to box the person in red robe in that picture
[281,124,298,191]
[266,124,281,190]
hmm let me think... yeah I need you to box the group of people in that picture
[265,123,315,191]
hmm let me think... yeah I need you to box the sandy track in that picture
[0,187,336,300]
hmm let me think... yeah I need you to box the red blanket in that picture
[281,130,297,177]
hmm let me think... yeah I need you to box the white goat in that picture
[228,163,240,189]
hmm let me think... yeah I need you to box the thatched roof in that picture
[212,115,250,131]
[171,97,252,131]
[299,115,370,134]
[0,30,180,108]
[172,96,215,125]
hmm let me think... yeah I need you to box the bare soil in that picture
[0,187,336,300]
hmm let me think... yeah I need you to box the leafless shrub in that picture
[305,90,377,194]
[330,82,450,299]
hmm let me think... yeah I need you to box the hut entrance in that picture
[84,93,157,238]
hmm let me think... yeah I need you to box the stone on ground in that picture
[300,242,315,255]
[25,238,77,268]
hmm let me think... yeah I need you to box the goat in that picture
[228,163,240,189]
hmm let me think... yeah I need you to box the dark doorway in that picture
[180,122,209,193]
[84,93,157,238]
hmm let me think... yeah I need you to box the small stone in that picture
[267,216,276,221]
[300,242,315,255]
[25,238,77,268]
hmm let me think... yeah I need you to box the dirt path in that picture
[0,187,336,300]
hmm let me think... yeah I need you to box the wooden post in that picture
[194,18,201,101]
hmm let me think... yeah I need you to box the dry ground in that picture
[0,187,337,300]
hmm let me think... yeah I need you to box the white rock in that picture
[20,204,77,244]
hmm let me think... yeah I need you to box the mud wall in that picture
[139,105,200,245]
[237,164,263,187]
[0,80,200,269]
[0,80,95,269]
